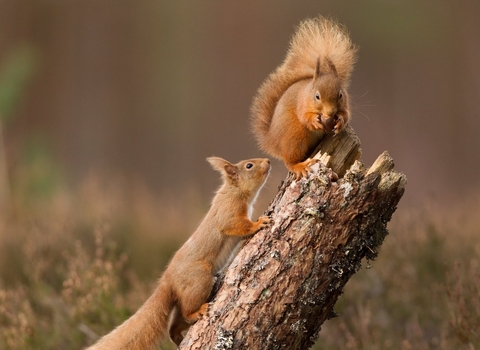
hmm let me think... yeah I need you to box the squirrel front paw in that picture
[302,112,325,131]
[309,115,325,131]
[257,216,272,230]
[333,115,345,134]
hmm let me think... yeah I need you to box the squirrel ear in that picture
[325,58,338,77]
[223,163,238,179]
[207,157,238,178]
[313,57,321,80]
[207,157,229,171]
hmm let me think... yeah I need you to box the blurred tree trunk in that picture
[179,126,406,350]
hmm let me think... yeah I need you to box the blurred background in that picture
[2,0,479,205]
[1,1,479,349]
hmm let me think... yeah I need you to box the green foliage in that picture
[15,136,65,203]
[0,44,37,121]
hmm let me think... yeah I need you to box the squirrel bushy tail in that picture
[251,16,357,153]
[87,278,173,350]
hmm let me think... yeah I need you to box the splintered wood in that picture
[313,125,361,177]
[179,127,406,350]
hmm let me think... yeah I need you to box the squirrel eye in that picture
[339,91,343,99]
[315,91,321,101]
[245,163,254,169]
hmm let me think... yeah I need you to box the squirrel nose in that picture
[324,105,337,118]
[326,111,337,119]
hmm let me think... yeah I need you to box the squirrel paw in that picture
[309,115,325,131]
[258,216,272,229]
[184,303,208,324]
[198,303,209,317]
[186,303,209,323]
[252,216,272,232]
[289,158,319,180]
[333,115,345,134]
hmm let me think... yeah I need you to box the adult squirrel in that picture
[251,16,358,179]
[87,157,271,349]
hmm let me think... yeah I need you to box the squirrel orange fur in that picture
[87,157,271,349]
[251,16,358,179]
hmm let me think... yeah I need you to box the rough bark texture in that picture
[178,126,406,350]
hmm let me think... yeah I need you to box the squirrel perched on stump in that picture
[251,16,358,179]
[87,157,271,349]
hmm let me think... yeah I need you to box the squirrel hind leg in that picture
[183,302,209,323]
[287,158,319,180]
[169,306,190,346]
[168,303,208,346]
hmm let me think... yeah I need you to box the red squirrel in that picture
[251,16,358,179]
[87,157,271,349]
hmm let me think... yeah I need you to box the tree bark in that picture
[178,126,407,350]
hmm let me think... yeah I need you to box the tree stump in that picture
[178,126,406,350]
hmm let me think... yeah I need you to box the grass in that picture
[0,159,479,349]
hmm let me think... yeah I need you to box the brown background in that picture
[2,0,480,208]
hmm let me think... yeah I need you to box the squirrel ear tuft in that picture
[207,157,237,178]
[325,57,338,77]
[314,57,321,81]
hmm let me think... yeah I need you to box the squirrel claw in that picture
[289,158,319,180]
[259,216,272,228]
[198,303,209,317]
[185,302,209,323]
[333,116,345,134]
[310,116,325,131]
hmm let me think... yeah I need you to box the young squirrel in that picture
[251,16,358,179]
[87,157,271,349]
